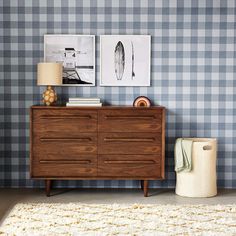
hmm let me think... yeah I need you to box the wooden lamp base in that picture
[42,86,57,106]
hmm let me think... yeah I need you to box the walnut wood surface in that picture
[45,180,51,197]
[32,162,97,177]
[33,110,97,135]
[98,154,161,178]
[33,134,97,161]
[140,180,144,190]
[98,154,161,164]
[98,133,161,155]
[98,109,162,132]
[31,105,165,110]
[143,180,149,197]
[30,106,165,197]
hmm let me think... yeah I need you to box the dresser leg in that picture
[45,180,51,197]
[140,180,144,190]
[143,180,149,197]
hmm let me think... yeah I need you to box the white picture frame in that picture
[100,35,151,86]
[44,34,95,86]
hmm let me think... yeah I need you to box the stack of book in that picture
[66,97,102,107]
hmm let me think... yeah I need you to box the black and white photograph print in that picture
[100,35,151,86]
[44,35,95,86]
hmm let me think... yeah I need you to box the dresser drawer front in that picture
[98,133,161,154]
[98,109,162,132]
[32,162,97,177]
[33,142,97,161]
[98,155,161,178]
[33,110,97,135]
[99,154,161,164]
[33,133,97,156]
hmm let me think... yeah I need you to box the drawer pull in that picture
[104,160,156,164]
[40,115,92,120]
[105,115,156,120]
[39,160,91,164]
[40,138,92,142]
[104,137,155,142]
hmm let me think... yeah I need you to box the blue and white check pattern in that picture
[0,0,235,188]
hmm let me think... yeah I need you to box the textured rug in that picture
[0,203,235,236]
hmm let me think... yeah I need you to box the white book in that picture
[68,100,101,104]
[66,102,102,107]
[69,98,100,102]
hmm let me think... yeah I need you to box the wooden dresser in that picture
[30,106,165,197]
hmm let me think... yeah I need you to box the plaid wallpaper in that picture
[0,0,235,188]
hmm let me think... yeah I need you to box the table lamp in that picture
[37,62,62,106]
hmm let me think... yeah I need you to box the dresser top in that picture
[31,105,165,110]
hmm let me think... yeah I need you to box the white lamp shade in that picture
[37,62,62,86]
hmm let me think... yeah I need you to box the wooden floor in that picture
[0,188,235,222]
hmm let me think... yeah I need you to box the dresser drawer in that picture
[99,154,161,164]
[98,133,161,154]
[33,141,97,161]
[98,109,162,132]
[98,155,161,178]
[32,109,97,135]
[32,162,97,178]
[33,133,97,156]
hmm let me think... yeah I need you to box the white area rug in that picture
[0,203,235,236]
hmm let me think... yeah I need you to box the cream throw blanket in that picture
[175,138,193,172]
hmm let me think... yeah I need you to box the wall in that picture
[0,0,235,188]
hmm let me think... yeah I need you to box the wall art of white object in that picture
[44,34,95,86]
[100,35,151,86]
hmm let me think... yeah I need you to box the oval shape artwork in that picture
[114,41,125,80]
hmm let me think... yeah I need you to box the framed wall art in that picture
[44,34,95,86]
[100,35,151,86]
